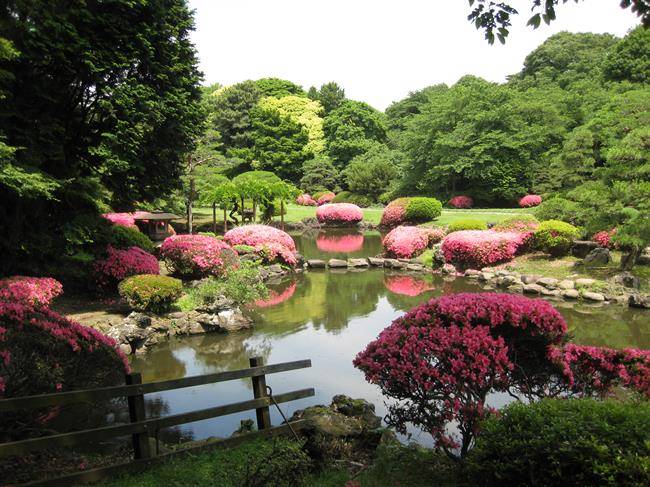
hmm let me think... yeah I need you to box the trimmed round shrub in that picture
[448,195,473,208]
[404,197,442,223]
[160,234,238,278]
[492,214,539,233]
[108,225,155,253]
[0,276,63,307]
[317,191,335,205]
[224,224,296,251]
[296,193,317,206]
[534,197,580,224]
[94,246,159,289]
[466,399,650,486]
[102,212,136,228]
[518,194,542,208]
[316,203,363,225]
[383,226,430,258]
[534,220,580,257]
[380,197,442,227]
[331,191,373,208]
[441,230,526,268]
[0,302,129,438]
[118,274,183,314]
[447,218,488,232]
[593,228,617,249]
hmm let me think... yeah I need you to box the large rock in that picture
[584,247,611,267]
[613,272,641,290]
[441,263,457,274]
[582,291,605,302]
[629,294,650,309]
[348,258,369,267]
[328,259,348,268]
[571,240,599,258]
[198,295,235,313]
[558,280,575,290]
[521,274,540,285]
[307,259,327,268]
[523,284,544,294]
[368,257,385,266]
[536,277,559,289]
[575,278,595,287]
[562,289,580,299]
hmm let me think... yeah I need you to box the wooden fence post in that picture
[249,357,271,430]
[125,373,152,459]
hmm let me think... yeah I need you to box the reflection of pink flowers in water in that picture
[316,233,364,253]
[384,275,435,297]
[254,282,297,308]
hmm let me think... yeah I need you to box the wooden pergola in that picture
[133,211,179,241]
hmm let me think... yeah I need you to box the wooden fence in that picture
[0,357,314,486]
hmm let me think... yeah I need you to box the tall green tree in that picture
[0,1,203,273]
[603,26,650,83]
[307,82,346,114]
[343,143,402,201]
[254,78,305,98]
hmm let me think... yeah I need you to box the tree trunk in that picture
[212,203,217,234]
[620,247,640,271]
[253,201,257,222]
[223,208,228,233]
[280,200,285,230]
[187,176,195,234]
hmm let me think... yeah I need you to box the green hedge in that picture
[332,191,373,207]
[465,398,650,486]
[447,218,488,232]
[534,197,580,225]
[118,274,183,314]
[108,225,155,253]
[534,219,580,256]
[405,197,442,223]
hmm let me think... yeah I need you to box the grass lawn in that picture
[188,204,531,229]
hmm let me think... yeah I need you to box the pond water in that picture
[132,229,649,446]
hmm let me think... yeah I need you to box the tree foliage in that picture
[300,156,341,194]
[344,143,402,201]
[307,81,346,114]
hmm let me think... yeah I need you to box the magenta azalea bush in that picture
[383,226,430,258]
[519,194,542,208]
[317,191,336,205]
[384,275,435,297]
[448,195,474,209]
[316,203,363,224]
[255,242,298,266]
[380,199,408,227]
[421,226,447,245]
[224,224,296,251]
[102,212,137,228]
[0,276,63,307]
[94,246,159,288]
[593,229,617,249]
[160,234,238,278]
[441,230,526,269]
[296,193,317,206]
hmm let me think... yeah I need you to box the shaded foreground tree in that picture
[0,0,203,275]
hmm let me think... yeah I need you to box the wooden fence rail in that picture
[0,357,314,485]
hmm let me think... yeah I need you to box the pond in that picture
[132,229,650,446]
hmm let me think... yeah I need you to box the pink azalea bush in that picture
[441,230,527,269]
[384,275,435,296]
[383,226,430,258]
[448,195,473,209]
[316,233,364,253]
[317,192,336,205]
[296,193,317,206]
[94,246,159,288]
[254,242,298,266]
[160,234,238,278]
[254,282,297,308]
[102,212,137,228]
[316,203,363,225]
[0,302,129,437]
[224,224,296,251]
[420,226,446,245]
[0,276,63,307]
[519,194,542,208]
[380,198,408,227]
[593,229,617,249]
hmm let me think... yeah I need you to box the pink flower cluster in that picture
[317,192,335,205]
[384,275,435,296]
[94,246,159,288]
[255,242,298,266]
[593,229,616,249]
[316,233,364,253]
[441,230,527,269]
[102,212,137,228]
[448,196,473,209]
[160,234,238,277]
[383,226,430,258]
[518,194,542,208]
[296,194,317,206]
[224,224,296,251]
[421,226,446,245]
[0,276,63,307]
[316,203,363,224]
[254,282,297,308]
[380,198,409,227]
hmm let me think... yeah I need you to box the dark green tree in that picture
[307,82,346,114]
[343,143,402,201]
[603,26,650,83]
[300,156,341,194]
[254,78,305,98]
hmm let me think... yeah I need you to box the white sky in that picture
[188,0,640,110]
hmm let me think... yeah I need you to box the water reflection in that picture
[316,231,365,253]
[133,231,650,444]
[294,229,384,259]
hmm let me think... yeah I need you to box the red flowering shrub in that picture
[317,191,336,205]
[380,197,442,227]
[380,199,408,227]
[224,224,296,251]
[448,195,473,209]
[383,226,430,258]
[441,230,526,269]
[0,276,63,307]
[593,229,617,249]
[93,246,159,289]
[0,302,129,438]
[316,233,364,253]
[160,234,238,278]
[384,275,435,296]
[316,203,363,224]
[549,344,650,398]
[102,212,136,228]
[254,282,297,308]
[519,194,542,208]
[296,193,317,206]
